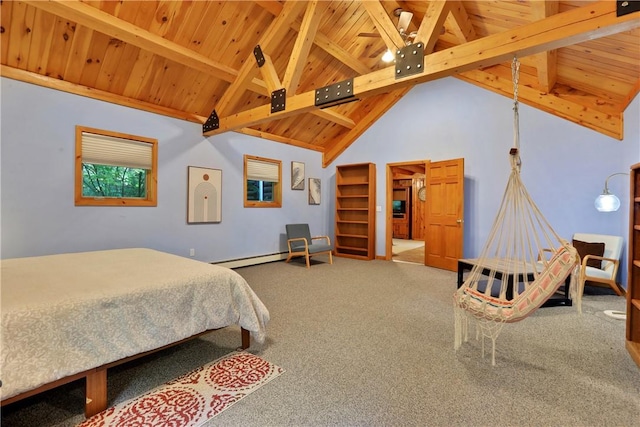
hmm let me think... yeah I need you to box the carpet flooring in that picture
[2,257,639,426]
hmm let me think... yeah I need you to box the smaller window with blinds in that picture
[75,126,158,206]
[244,155,281,208]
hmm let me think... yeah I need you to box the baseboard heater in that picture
[214,252,288,269]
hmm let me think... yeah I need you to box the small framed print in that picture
[291,161,305,190]
[187,166,222,223]
[308,178,321,205]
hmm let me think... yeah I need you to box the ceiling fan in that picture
[358,8,417,45]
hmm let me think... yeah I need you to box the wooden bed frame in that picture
[1,327,250,418]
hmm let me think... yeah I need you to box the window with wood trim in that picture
[75,126,158,206]
[244,155,282,208]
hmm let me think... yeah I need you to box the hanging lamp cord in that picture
[510,56,522,171]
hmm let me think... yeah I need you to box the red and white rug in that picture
[79,351,284,427]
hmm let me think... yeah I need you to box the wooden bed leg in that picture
[240,327,250,350]
[85,368,107,418]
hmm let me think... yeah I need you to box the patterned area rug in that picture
[79,352,284,427]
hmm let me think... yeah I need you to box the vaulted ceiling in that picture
[1,1,638,166]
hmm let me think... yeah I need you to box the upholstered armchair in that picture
[572,233,624,297]
[285,224,333,268]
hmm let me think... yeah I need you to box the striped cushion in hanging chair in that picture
[454,244,579,323]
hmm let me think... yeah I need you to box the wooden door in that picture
[424,158,464,271]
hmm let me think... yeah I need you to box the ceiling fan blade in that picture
[358,32,381,37]
[397,11,413,32]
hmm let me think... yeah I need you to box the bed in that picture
[0,248,270,417]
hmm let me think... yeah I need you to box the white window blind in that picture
[82,132,153,170]
[246,158,279,182]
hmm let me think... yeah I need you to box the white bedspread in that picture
[0,248,270,400]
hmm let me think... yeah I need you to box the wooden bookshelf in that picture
[335,163,376,260]
[392,187,410,239]
[628,162,640,368]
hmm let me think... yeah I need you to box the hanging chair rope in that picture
[453,56,581,366]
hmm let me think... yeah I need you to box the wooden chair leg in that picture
[328,251,333,264]
[609,281,625,296]
[305,253,310,268]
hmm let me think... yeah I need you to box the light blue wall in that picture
[0,78,325,262]
[328,77,639,287]
[2,76,638,286]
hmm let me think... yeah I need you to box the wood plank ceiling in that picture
[1,1,638,167]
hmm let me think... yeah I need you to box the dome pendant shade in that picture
[595,193,621,212]
[594,172,628,212]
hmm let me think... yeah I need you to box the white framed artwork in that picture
[187,166,222,223]
[308,178,321,205]
[291,161,305,190]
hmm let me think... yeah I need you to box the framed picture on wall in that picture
[291,161,305,190]
[187,166,222,223]
[308,178,321,205]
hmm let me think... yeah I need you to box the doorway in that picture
[386,161,427,264]
[385,159,465,271]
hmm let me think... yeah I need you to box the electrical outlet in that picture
[189,248,195,257]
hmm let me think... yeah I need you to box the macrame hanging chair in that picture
[453,57,581,366]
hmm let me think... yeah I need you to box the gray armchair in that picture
[285,224,333,268]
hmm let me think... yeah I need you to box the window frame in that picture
[243,154,282,208]
[75,126,158,207]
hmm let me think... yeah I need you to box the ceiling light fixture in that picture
[381,49,395,63]
[594,172,628,212]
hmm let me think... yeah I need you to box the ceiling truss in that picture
[2,1,638,167]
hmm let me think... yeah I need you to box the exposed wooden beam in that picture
[257,53,283,94]
[215,1,306,116]
[414,0,450,53]
[311,31,372,76]
[254,0,371,75]
[532,1,558,92]
[205,1,640,137]
[312,108,356,129]
[361,1,406,52]
[251,1,283,17]
[21,0,356,131]
[21,0,267,94]
[456,68,623,140]
[474,62,624,116]
[283,1,323,94]
[235,128,323,152]
[446,1,476,43]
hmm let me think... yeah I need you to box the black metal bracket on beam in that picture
[203,110,219,133]
[271,88,286,113]
[314,78,356,108]
[617,1,640,16]
[395,42,424,80]
[253,45,265,67]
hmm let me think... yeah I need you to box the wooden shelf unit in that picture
[628,162,640,368]
[392,187,410,239]
[335,163,376,260]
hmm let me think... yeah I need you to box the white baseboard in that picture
[214,252,288,269]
